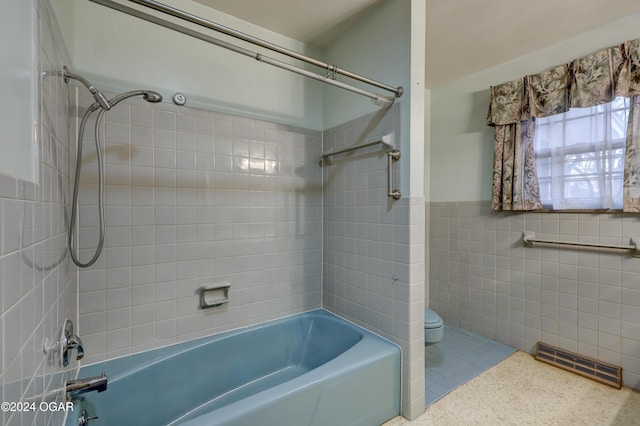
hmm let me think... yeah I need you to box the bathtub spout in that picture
[66,372,108,399]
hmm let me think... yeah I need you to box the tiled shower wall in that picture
[0,1,78,425]
[76,94,323,365]
[323,105,403,329]
[429,201,640,389]
[323,103,425,418]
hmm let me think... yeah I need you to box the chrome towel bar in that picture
[522,231,640,257]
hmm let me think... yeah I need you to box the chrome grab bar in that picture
[319,133,401,200]
[320,139,391,161]
[387,150,401,200]
[522,231,640,257]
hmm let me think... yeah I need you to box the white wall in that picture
[49,0,75,60]
[409,0,426,199]
[1,0,37,181]
[67,0,325,130]
[429,12,640,202]
[322,0,409,130]
[323,0,411,195]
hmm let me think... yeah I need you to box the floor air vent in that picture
[535,342,622,389]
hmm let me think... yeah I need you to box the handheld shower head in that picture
[142,91,163,103]
[105,90,163,109]
[69,86,163,269]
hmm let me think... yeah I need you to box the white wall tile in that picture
[76,98,323,364]
[105,122,131,145]
[321,105,422,415]
[154,110,176,131]
[106,328,131,352]
[430,200,640,390]
[1,0,78,413]
[106,308,131,331]
[79,312,106,335]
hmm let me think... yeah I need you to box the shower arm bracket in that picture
[62,66,111,110]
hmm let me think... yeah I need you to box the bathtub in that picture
[66,309,401,426]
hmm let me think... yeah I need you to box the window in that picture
[534,97,629,210]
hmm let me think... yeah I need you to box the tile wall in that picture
[0,1,78,425]
[323,103,425,418]
[76,93,323,365]
[429,201,640,389]
[0,2,421,424]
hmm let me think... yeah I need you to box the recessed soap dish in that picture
[199,284,230,309]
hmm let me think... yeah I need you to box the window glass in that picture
[534,97,629,210]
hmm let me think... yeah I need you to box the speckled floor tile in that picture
[385,351,640,425]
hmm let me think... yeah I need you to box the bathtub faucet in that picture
[66,372,108,399]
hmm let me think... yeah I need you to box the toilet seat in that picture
[424,308,443,329]
[424,307,444,344]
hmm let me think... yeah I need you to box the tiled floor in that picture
[425,325,516,406]
[386,351,640,425]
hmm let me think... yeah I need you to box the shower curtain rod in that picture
[89,0,404,105]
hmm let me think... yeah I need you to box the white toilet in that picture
[424,307,444,344]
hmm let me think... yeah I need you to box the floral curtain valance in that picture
[487,38,640,126]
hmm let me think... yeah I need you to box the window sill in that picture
[532,208,625,214]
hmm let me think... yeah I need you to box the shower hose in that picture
[68,91,160,267]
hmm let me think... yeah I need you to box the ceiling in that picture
[193,0,640,88]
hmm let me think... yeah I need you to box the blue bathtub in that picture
[66,309,401,426]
